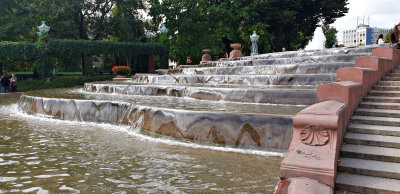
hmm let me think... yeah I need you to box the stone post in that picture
[200,49,212,64]
[229,43,242,58]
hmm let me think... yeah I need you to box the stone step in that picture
[344,132,400,149]
[368,90,400,97]
[364,96,400,103]
[201,53,369,68]
[383,76,400,81]
[132,73,336,86]
[341,144,400,162]
[240,46,377,61]
[351,115,400,126]
[176,62,354,76]
[355,108,400,118]
[348,123,400,136]
[387,73,400,77]
[377,81,400,86]
[373,86,400,91]
[336,174,400,193]
[359,102,400,110]
[338,157,400,180]
[83,83,317,105]
[391,69,400,73]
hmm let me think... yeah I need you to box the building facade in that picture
[343,24,390,47]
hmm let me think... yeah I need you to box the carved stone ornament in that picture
[300,124,329,146]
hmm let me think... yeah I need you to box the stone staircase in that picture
[336,65,400,193]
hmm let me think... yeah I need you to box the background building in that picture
[343,24,390,47]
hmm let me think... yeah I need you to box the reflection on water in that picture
[0,94,282,193]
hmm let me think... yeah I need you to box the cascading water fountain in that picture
[305,27,327,50]
[0,44,383,192]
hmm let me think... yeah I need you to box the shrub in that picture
[18,75,114,92]
[112,66,131,75]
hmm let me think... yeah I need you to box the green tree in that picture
[322,24,338,48]
[148,0,348,64]
[386,29,393,43]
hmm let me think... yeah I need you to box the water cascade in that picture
[305,27,327,50]
[1,44,383,192]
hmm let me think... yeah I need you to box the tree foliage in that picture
[322,24,338,48]
[0,0,150,74]
[148,0,348,64]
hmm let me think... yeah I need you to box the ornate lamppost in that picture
[250,31,260,56]
[37,21,50,36]
[145,31,155,39]
[160,24,168,34]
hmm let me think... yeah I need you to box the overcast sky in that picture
[332,0,400,41]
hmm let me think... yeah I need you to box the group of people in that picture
[0,73,17,93]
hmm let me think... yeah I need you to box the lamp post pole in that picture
[250,31,260,56]
[36,21,52,79]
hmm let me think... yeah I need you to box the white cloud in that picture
[332,0,400,41]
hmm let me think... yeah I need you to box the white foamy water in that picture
[7,103,285,157]
[305,27,326,50]
[10,104,285,157]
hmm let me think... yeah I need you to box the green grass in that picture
[18,75,114,92]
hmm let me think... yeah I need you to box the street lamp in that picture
[37,21,50,36]
[160,24,168,33]
[250,31,260,55]
[145,31,155,39]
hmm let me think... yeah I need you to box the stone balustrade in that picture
[276,47,400,194]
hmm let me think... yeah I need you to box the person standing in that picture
[332,40,339,48]
[10,74,17,93]
[390,24,400,48]
[0,73,10,93]
[377,34,385,44]
[0,74,3,93]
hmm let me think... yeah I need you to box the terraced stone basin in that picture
[18,88,304,150]
[0,93,283,193]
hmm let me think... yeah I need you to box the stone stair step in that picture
[363,96,400,103]
[355,108,400,118]
[207,53,369,67]
[368,90,400,97]
[344,132,400,148]
[387,73,400,77]
[377,81,400,86]
[132,73,336,86]
[383,76,400,81]
[338,157,400,180]
[177,62,354,76]
[341,144,400,162]
[348,123,400,136]
[373,86,400,91]
[351,115,400,126]
[336,174,400,193]
[359,102,400,110]
[392,69,400,73]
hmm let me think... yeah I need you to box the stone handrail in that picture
[276,47,400,194]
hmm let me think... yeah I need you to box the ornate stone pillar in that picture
[200,49,211,64]
[229,43,242,58]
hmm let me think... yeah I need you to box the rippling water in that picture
[0,93,283,193]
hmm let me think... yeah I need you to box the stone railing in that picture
[275,47,400,194]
